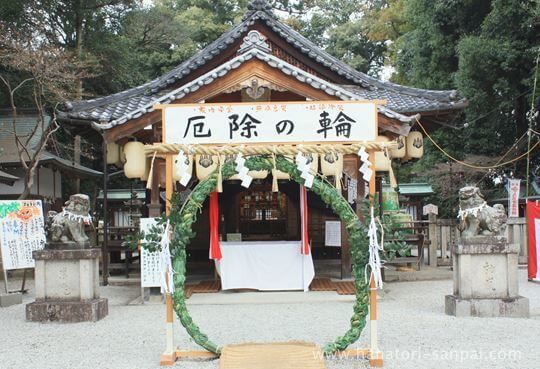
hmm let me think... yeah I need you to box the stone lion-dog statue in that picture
[46,194,92,246]
[457,186,507,238]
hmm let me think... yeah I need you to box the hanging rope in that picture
[160,220,174,294]
[143,142,396,156]
[366,206,384,289]
[416,117,540,170]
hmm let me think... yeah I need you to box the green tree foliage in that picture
[364,0,540,213]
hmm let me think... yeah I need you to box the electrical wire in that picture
[415,117,540,170]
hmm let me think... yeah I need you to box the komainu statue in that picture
[457,186,507,238]
[46,194,92,246]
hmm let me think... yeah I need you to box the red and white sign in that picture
[507,179,521,218]
[526,201,540,282]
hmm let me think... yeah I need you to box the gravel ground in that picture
[0,270,539,369]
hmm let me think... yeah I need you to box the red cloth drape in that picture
[300,185,310,255]
[209,191,222,260]
[527,201,540,280]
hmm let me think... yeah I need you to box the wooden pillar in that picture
[74,135,81,193]
[101,138,109,286]
[368,150,383,367]
[428,213,438,267]
[148,125,162,217]
[160,107,177,366]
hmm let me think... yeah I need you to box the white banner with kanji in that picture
[163,100,377,145]
[140,217,162,288]
[507,179,521,218]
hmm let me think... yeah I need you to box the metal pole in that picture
[102,138,109,286]
[1,251,8,294]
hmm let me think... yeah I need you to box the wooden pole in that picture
[0,239,9,294]
[368,150,383,367]
[428,213,438,268]
[160,108,177,366]
[74,135,81,193]
[101,138,109,286]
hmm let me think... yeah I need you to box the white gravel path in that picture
[0,270,538,369]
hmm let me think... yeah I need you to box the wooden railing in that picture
[424,217,528,266]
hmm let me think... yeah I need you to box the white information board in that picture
[140,218,163,288]
[325,220,342,247]
[164,100,377,145]
[0,200,46,270]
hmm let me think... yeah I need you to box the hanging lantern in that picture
[274,155,293,180]
[390,136,406,159]
[321,152,343,177]
[196,155,219,180]
[173,153,193,181]
[124,142,147,179]
[406,131,424,158]
[374,136,391,171]
[220,155,240,180]
[106,143,120,164]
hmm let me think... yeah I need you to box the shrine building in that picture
[58,0,467,284]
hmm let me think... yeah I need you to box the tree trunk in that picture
[75,0,84,100]
[18,168,35,200]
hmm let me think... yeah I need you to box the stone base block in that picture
[26,298,108,322]
[0,292,23,308]
[445,294,529,318]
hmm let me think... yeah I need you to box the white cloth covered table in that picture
[216,241,315,291]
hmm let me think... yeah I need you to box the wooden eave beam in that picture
[104,59,409,142]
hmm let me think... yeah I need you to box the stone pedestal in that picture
[445,236,529,318]
[0,292,22,307]
[26,248,108,322]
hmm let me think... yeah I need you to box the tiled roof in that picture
[67,48,417,131]
[0,169,18,185]
[0,115,102,177]
[60,0,466,129]
[0,114,50,162]
[340,85,467,114]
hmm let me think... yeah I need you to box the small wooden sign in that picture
[325,221,342,247]
[423,204,438,216]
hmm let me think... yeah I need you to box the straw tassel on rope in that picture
[386,148,398,189]
[216,155,223,193]
[334,151,342,191]
[145,151,158,190]
[271,152,279,193]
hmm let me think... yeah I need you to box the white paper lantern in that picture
[195,155,218,180]
[106,143,120,164]
[406,131,424,158]
[390,136,406,159]
[375,135,391,171]
[124,142,147,179]
[321,152,343,176]
[173,153,193,181]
